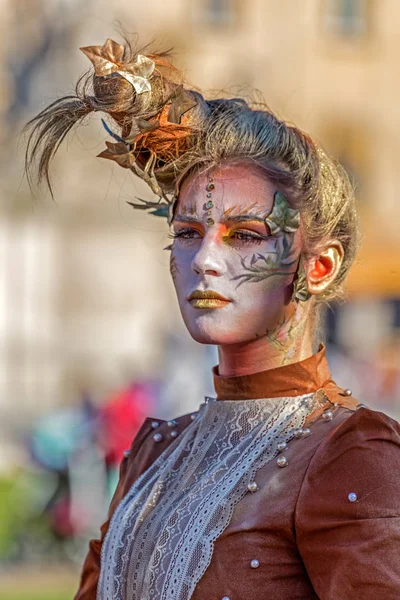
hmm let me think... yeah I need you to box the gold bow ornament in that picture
[80,38,155,94]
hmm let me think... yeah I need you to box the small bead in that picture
[247,481,259,493]
[348,492,358,503]
[293,428,304,438]
[343,388,352,396]
[206,183,215,191]
[250,559,260,569]
[322,410,333,422]
[206,200,214,209]
[206,192,212,198]
[277,441,287,452]
[190,413,197,420]
[153,433,163,443]
[315,389,329,406]
[123,450,131,458]
[277,456,288,468]
[221,597,230,600]
[170,430,178,438]
[206,218,215,226]
[151,421,160,429]
[167,419,178,428]
[209,177,214,182]
[302,427,311,437]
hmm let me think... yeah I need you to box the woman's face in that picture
[170,163,303,345]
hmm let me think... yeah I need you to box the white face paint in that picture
[170,163,302,345]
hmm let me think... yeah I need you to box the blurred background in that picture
[1,0,400,598]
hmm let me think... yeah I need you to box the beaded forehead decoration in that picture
[204,177,215,227]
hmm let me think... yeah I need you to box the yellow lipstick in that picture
[190,298,230,309]
[188,290,231,309]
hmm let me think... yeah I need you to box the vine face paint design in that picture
[169,253,179,283]
[263,301,307,364]
[170,164,303,345]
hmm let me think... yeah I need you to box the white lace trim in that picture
[97,394,315,600]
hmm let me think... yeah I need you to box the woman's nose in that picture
[191,235,224,277]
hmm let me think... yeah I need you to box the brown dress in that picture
[74,347,400,599]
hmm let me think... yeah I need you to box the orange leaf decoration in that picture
[97,141,135,169]
[80,38,155,94]
[80,39,125,77]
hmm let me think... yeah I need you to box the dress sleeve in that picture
[295,408,400,599]
[73,418,157,600]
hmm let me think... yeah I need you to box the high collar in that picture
[213,345,333,400]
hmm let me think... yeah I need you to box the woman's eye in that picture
[170,229,202,241]
[229,231,265,244]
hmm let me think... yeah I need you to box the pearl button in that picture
[151,421,160,429]
[356,403,367,410]
[348,492,357,502]
[250,559,260,568]
[302,427,311,437]
[247,481,258,493]
[222,597,230,600]
[277,456,288,468]
[322,410,333,421]
[123,450,131,458]
[170,430,178,438]
[277,441,287,452]
[294,428,304,438]
[343,388,352,396]
[190,413,197,420]
[167,419,178,427]
[153,433,163,443]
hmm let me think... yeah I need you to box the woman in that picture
[25,38,400,599]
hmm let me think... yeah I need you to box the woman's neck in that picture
[217,303,314,377]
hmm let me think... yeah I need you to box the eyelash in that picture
[169,229,267,245]
[168,229,200,241]
[225,231,265,245]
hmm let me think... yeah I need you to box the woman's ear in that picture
[306,242,344,296]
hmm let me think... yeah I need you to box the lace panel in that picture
[97,394,315,600]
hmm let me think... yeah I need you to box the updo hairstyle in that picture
[25,37,359,303]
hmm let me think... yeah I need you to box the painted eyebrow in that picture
[173,214,200,224]
[222,203,267,218]
[173,214,268,225]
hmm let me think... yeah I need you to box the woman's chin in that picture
[189,330,237,345]
[180,307,264,345]
[184,320,253,346]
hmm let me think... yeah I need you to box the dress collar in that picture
[213,345,333,400]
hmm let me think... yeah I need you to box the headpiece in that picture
[80,39,155,94]
[80,39,198,223]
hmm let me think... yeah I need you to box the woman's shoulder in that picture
[121,411,196,489]
[314,404,400,466]
[297,404,400,521]
[128,410,197,453]
[294,404,400,597]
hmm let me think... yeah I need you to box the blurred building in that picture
[0,0,399,464]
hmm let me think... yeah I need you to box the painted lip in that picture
[188,290,231,309]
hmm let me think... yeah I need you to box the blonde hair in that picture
[25,36,359,302]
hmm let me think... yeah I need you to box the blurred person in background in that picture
[25,36,400,600]
[98,380,156,493]
[22,383,154,563]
